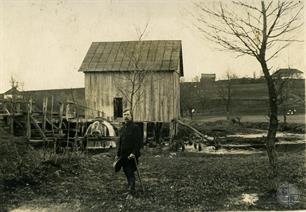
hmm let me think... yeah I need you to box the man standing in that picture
[116,109,142,198]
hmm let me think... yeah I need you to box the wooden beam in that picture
[59,103,64,135]
[169,120,177,144]
[175,119,214,143]
[46,117,59,130]
[42,96,48,132]
[50,96,55,136]
[9,115,14,135]
[65,103,70,119]
[30,115,46,139]
[143,122,147,144]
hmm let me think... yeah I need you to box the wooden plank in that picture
[30,115,46,139]
[175,119,214,143]
[58,103,64,135]
[46,117,59,130]
[50,96,55,138]
[85,71,179,122]
[42,96,48,132]
[65,103,70,119]
[26,98,32,139]
[143,122,147,143]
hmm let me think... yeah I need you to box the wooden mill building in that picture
[78,40,184,123]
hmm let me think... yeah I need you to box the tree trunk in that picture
[260,2,278,183]
[261,61,278,176]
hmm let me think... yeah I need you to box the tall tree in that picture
[195,1,303,176]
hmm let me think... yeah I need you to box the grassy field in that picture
[1,148,305,211]
[0,118,305,211]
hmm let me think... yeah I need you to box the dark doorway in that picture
[113,97,123,118]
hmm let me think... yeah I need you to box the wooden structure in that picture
[78,40,184,123]
[0,93,117,150]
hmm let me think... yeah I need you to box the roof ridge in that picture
[79,40,183,76]
[92,40,182,44]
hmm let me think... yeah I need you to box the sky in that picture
[0,0,304,93]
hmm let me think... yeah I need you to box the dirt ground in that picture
[1,147,305,212]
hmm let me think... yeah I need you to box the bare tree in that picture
[113,23,151,120]
[192,75,200,82]
[216,71,237,120]
[8,76,22,112]
[194,1,303,176]
[10,76,19,90]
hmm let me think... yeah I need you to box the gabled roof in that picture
[78,40,184,76]
[272,68,303,78]
[4,87,20,95]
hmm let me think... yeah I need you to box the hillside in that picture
[181,79,305,116]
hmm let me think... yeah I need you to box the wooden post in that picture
[16,103,21,113]
[74,104,80,152]
[9,116,14,134]
[10,92,15,135]
[50,96,54,137]
[59,103,64,135]
[65,103,70,119]
[66,121,70,150]
[154,122,162,144]
[169,119,177,144]
[26,98,32,139]
[42,96,48,132]
[50,96,57,154]
[143,122,147,144]
[65,102,71,152]
[10,99,14,135]
[30,116,46,139]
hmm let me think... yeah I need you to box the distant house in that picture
[272,68,304,79]
[0,87,24,113]
[200,73,216,83]
[3,87,23,100]
[78,40,184,122]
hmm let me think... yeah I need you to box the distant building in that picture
[272,68,304,79]
[0,87,23,113]
[200,73,216,83]
[3,87,23,100]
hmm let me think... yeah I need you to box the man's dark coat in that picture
[117,121,142,158]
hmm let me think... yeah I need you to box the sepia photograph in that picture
[0,0,305,211]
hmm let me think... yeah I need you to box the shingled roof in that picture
[78,40,183,76]
[272,68,303,77]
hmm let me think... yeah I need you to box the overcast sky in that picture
[0,0,304,93]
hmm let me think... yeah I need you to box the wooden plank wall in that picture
[84,71,181,122]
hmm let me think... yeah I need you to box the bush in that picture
[0,131,42,186]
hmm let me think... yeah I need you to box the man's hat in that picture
[113,157,122,172]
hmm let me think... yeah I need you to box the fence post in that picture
[26,98,32,139]
[42,96,48,132]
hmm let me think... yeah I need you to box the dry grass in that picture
[1,148,305,211]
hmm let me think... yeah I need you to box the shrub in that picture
[0,130,42,186]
